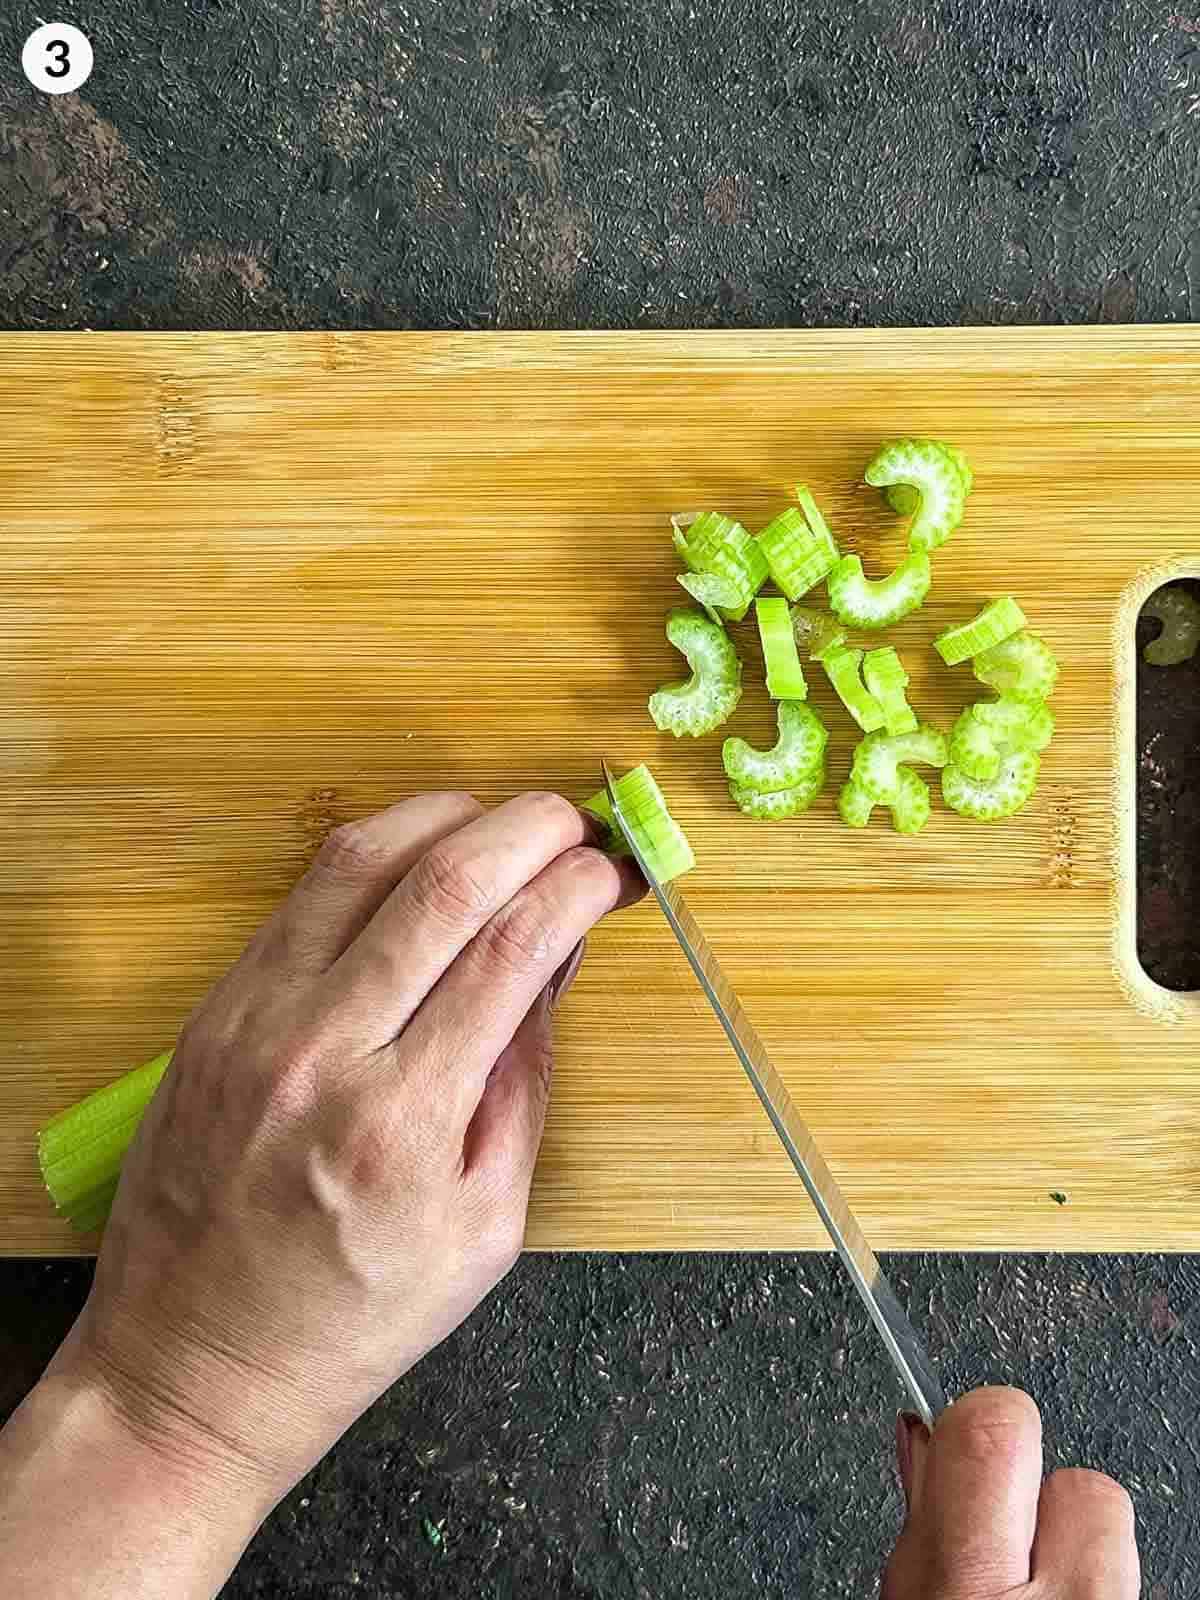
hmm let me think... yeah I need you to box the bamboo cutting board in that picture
[0,328,1197,1256]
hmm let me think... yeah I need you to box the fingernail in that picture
[896,1412,931,1513]
[549,940,586,1010]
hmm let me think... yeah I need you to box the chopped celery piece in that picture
[838,768,931,834]
[673,511,766,621]
[756,597,808,700]
[38,1049,173,1232]
[943,750,1041,821]
[602,763,695,881]
[953,695,1054,785]
[730,760,825,820]
[676,571,743,625]
[827,551,932,630]
[822,644,886,733]
[756,497,839,601]
[862,646,918,736]
[850,724,948,804]
[649,607,742,738]
[1143,586,1200,666]
[972,631,1059,700]
[790,605,845,661]
[722,701,828,793]
[865,438,968,553]
[934,596,1027,666]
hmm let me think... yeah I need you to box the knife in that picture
[601,761,946,1427]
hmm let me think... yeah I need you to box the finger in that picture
[324,791,607,1048]
[891,1388,1042,1594]
[255,792,484,975]
[1031,1469,1139,1598]
[462,982,555,1188]
[389,844,623,1138]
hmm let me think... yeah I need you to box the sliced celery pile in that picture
[582,763,695,883]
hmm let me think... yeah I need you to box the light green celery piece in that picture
[38,1050,173,1231]
[676,571,743,626]
[672,511,766,621]
[756,597,808,700]
[790,605,845,661]
[865,438,967,552]
[837,768,931,833]
[585,764,694,881]
[850,723,948,803]
[972,631,1059,700]
[793,485,835,543]
[756,504,839,601]
[827,552,932,630]
[822,644,886,733]
[730,760,825,820]
[649,607,742,738]
[1143,586,1200,665]
[950,697,1054,781]
[722,701,827,792]
[934,596,1027,666]
[940,442,974,495]
[943,750,1041,821]
[862,646,918,735]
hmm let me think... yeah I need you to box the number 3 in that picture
[45,39,71,78]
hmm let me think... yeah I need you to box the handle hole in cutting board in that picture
[1134,578,1200,994]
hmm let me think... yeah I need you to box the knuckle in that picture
[411,841,497,925]
[434,789,485,824]
[1047,1467,1135,1524]
[478,888,556,977]
[520,789,578,831]
[317,819,390,877]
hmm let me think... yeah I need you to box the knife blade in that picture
[601,761,946,1427]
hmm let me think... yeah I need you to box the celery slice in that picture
[672,511,766,621]
[722,701,828,793]
[583,764,694,881]
[862,646,918,736]
[790,606,845,661]
[649,607,743,738]
[948,697,1054,782]
[676,572,743,625]
[972,631,1059,700]
[756,499,839,601]
[756,597,808,700]
[38,1049,173,1231]
[730,760,826,820]
[838,768,930,834]
[934,597,1027,666]
[849,724,948,804]
[1143,586,1200,666]
[865,438,968,553]
[827,552,932,630]
[943,750,1041,820]
[822,644,886,733]
[883,443,971,518]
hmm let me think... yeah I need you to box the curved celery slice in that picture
[673,511,766,621]
[884,443,971,518]
[943,750,1041,821]
[730,760,825,820]
[850,724,949,803]
[791,605,845,661]
[756,498,839,601]
[862,647,918,736]
[865,438,967,553]
[822,644,885,733]
[827,552,932,630]
[934,596,1027,666]
[1143,586,1200,666]
[838,768,931,834]
[756,597,808,700]
[676,571,743,625]
[723,701,828,793]
[38,1049,173,1232]
[973,631,1059,700]
[649,608,742,738]
[948,697,1053,783]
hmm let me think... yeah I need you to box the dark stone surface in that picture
[2,2,1199,1596]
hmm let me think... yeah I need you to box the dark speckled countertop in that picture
[2,3,1200,1595]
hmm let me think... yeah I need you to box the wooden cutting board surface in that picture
[1,328,1197,1255]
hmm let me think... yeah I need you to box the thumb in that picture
[461,941,584,1187]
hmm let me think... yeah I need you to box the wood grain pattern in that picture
[1,328,1197,1255]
